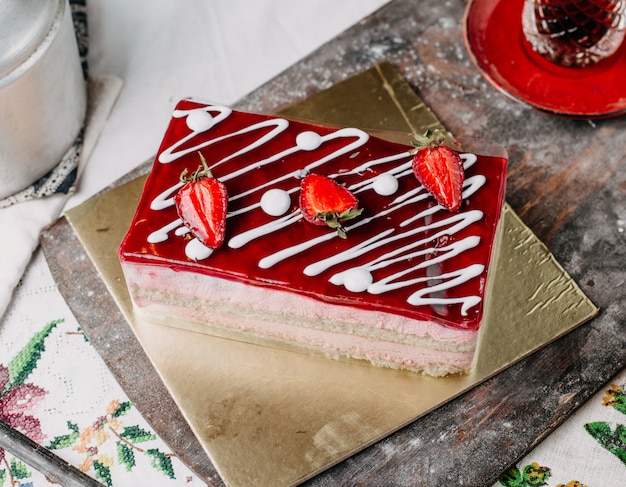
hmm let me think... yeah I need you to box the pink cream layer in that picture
[123,262,476,376]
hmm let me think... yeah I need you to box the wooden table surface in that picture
[42,0,626,485]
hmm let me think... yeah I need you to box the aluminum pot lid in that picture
[0,0,64,80]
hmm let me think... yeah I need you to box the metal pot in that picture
[0,0,87,199]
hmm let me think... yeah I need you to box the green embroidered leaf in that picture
[145,448,175,479]
[47,432,80,450]
[67,420,80,433]
[93,459,113,487]
[5,319,62,392]
[522,462,550,485]
[117,441,136,471]
[609,386,626,416]
[499,466,524,487]
[584,421,626,465]
[47,421,80,449]
[119,425,156,443]
[9,458,30,479]
[499,463,551,487]
[0,468,6,486]
[111,401,132,418]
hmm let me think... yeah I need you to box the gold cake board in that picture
[65,63,597,487]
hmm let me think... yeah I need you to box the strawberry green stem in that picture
[410,128,448,152]
[315,207,363,239]
[180,151,214,183]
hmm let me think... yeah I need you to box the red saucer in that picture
[463,0,626,119]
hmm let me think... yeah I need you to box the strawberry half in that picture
[299,174,363,238]
[411,129,464,212]
[174,152,228,249]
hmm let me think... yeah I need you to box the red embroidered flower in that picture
[0,364,46,463]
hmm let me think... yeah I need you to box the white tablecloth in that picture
[1,2,625,486]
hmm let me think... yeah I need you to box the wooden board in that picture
[41,0,626,485]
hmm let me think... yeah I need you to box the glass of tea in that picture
[522,0,626,67]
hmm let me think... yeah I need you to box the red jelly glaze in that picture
[119,100,507,331]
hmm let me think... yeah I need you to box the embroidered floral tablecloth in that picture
[0,250,207,486]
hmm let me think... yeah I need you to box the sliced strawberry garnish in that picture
[411,129,464,212]
[299,173,363,238]
[174,152,228,249]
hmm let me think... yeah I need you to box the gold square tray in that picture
[65,63,597,487]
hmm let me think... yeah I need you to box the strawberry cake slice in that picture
[119,99,508,377]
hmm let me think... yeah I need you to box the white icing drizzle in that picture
[364,239,483,313]
[150,182,183,210]
[146,103,498,316]
[343,267,374,292]
[159,105,232,163]
[185,110,215,132]
[229,212,302,250]
[260,188,291,216]
[148,218,183,243]
[339,152,413,178]
[255,167,446,269]
[296,131,323,150]
[259,173,485,272]
[258,227,341,269]
[227,186,300,218]
[372,173,399,196]
[368,235,481,273]
[461,153,478,170]
[148,196,212,260]
[305,210,483,277]
[406,265,485,316]
[185,238,213,261]
[331,236,480,288]
[227,127,370,203]
[160,109,289,166]
[400,175,486,227]
[343,152,476,200]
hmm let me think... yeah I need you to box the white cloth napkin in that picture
[0,75,122,319]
